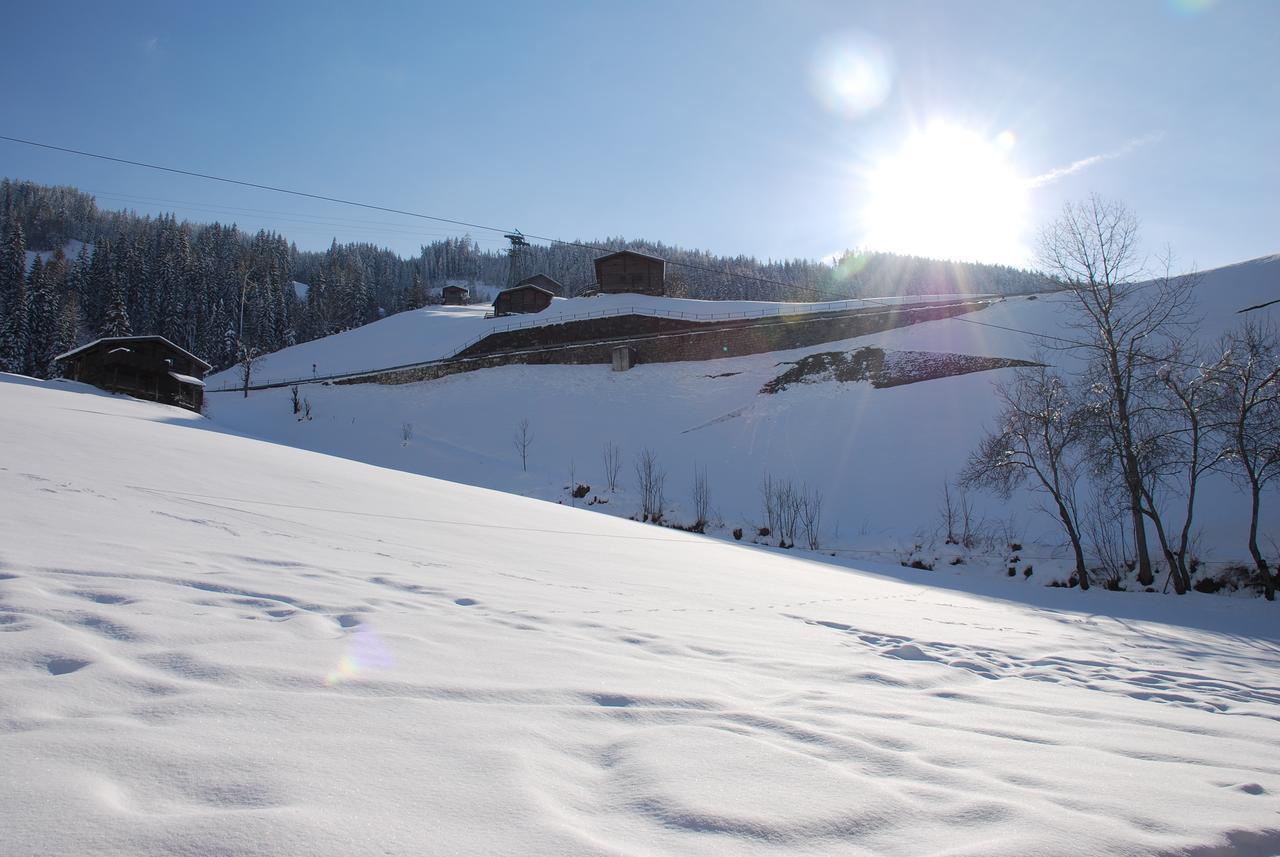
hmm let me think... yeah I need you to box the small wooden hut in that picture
[516,273,563,296]
[492,283,555,317]
[441,284,469,305]
[593,250,666,296]
[55,336,211,412]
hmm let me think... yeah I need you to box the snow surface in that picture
[2,374,1279,855]
[204,257,1279,568]
[23,239,90,273]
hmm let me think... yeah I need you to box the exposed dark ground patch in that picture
[761,347,1037,394]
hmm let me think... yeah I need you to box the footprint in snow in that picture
[453,598,478,607]
[46,657,91,676]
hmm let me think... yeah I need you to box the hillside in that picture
[203,256,1280,578]
[2,374,1279,856]
[0,178,1050,381]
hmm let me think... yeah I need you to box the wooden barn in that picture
[492,282,555,317]
[593,250,666,296]
[55,336,211,413]
[441,284,469,305]
[515,273,563,296]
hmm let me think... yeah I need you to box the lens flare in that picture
[325,624,394,685]
[860,121,1030,264]
[811,33,895,119]
[1169,0,1216,14]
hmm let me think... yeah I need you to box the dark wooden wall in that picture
[595,255,665,296]
[494,287,553,316]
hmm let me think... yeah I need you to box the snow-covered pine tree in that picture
[100,281,132,338]
[26,255,63,378]
[51,291,83,377]
[0,213,29,373]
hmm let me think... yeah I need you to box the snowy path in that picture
[2,375,1279,856]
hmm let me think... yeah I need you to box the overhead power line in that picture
[0,133,1221,371]
[0,132,873,303]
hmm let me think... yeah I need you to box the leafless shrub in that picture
[401,422,413,443]
[758,475,819,548]
[513,418,533,472]
[760,473,778,536]
[602,441,622,492]
[691,465,711,532]
[635,448,666,523]
[1085,496,1132,590]
[799,486,824,550]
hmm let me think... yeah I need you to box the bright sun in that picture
[860,122,1029,264]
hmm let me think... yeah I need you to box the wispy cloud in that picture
[1027,132,1165,188]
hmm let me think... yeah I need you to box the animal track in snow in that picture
[795,614,1280,719]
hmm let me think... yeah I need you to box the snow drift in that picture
[2,374,1279,855]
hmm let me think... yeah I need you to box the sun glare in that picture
[860,122,1029,264]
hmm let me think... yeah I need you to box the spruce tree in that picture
[26,256,61,378]
[0,215,28,373]
[51,292,82,376]
[100,281,132,338]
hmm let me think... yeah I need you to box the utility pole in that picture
[504,230,528,289]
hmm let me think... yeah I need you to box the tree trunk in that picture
[1053,496,1089,591]
[1248,486,1274,601]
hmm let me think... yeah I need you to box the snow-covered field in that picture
[204,257,1279,573]
[2,374,1279,855]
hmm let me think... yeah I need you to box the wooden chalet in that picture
[515,273,563,296]
[492,282,555,317]
[441,284,469,305]
[593,250,666,296]
[55,336,211,413]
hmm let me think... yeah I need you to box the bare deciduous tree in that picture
[1038,197,1196,586]
[963,364,1090,588]
[1135,352,1222,593]
[1211,320,1280,599]
[513,418,533,472]
[238,342,262,398]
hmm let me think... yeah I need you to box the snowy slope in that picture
[205,257,1279,569]
[208,293,985,388]
[2,374,1279,856]
[23,239,91,272]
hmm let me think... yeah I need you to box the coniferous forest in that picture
[0,179,1050,376]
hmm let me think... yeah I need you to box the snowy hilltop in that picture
[203,254,1280,587]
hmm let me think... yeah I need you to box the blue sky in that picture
[2,0,1276,270]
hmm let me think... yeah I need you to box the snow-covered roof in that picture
[593,249,666,265]
[494,282,556,301]
[168,371,205,387]
[55,336,212,371]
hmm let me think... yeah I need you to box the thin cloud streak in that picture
[1027,132,1165,188]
